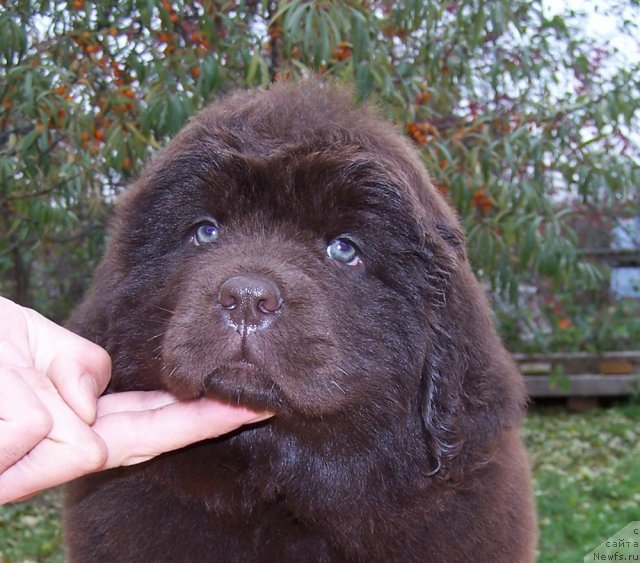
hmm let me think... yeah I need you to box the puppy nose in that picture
[218,275,283,334]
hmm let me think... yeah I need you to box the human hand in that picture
[0,297,271,504]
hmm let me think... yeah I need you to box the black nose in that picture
[217,274,283,334]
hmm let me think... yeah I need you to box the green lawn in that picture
[0,488,64,562]
[1,403,638,561]
[524,402,640,562]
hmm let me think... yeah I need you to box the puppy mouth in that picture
[226,359,259,371]
[200,360,283,412]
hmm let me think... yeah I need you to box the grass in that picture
[0,489,64,562]
[1,402,638,562]
[524,401,640,562]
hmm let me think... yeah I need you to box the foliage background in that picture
[1,0,638,328]
[1,1,639,561]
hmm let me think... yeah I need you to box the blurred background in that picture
[0,0,638,561]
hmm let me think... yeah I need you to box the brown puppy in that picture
[64,81,536,562]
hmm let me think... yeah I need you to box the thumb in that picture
[47,350,111,425]
[19,305,111,424]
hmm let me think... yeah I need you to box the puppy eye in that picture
[191,221,219,246]
[326,237,362,267]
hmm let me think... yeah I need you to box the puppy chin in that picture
[162,359,283,413]
[206,361,284,412]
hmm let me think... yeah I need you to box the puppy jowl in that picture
[64,82,537,562]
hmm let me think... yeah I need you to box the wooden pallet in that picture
[524,374,637,398]
[513,351,640,398]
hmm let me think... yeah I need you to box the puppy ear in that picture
[419,359,463,477]
[65,211,134,380]
[66,183,145,351]
[416,232,526,479]
[66,254,122,351]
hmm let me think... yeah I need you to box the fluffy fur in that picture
[64,81,536,562]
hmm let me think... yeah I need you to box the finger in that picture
[94,398,273,468]
[0,371,107,504]
[47,348,111,425]
[97,391,182,417]
[0,426,107,504]
[0,340,31,369]
[20,305,112,424]
[0,297,30,360]
[0,367,53,474]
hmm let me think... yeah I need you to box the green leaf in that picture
[284,1,309,40]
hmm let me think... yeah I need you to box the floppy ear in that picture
[417,215,527,479]
[66,183,156,392]
[372,129,526,477]
[66,242,126,357]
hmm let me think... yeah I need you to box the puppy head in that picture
[71,81,524,469]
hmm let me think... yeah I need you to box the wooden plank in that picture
[579,248,640,266]
[514,352,640,377]
[524,374,638,398]
[513,351,640,362]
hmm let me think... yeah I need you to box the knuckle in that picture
[96,346,112,372]
[78,435,108,471]
[87,344,112,376]
[28,404,54,439]
[0,405,52,463]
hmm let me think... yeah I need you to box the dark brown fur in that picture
[64,81,536,562]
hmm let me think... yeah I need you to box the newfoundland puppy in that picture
[64,81,536,562]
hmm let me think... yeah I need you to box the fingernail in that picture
[79,373,99,422]
[80,372,99,398]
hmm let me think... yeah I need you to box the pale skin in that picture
[0,296,272,504]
